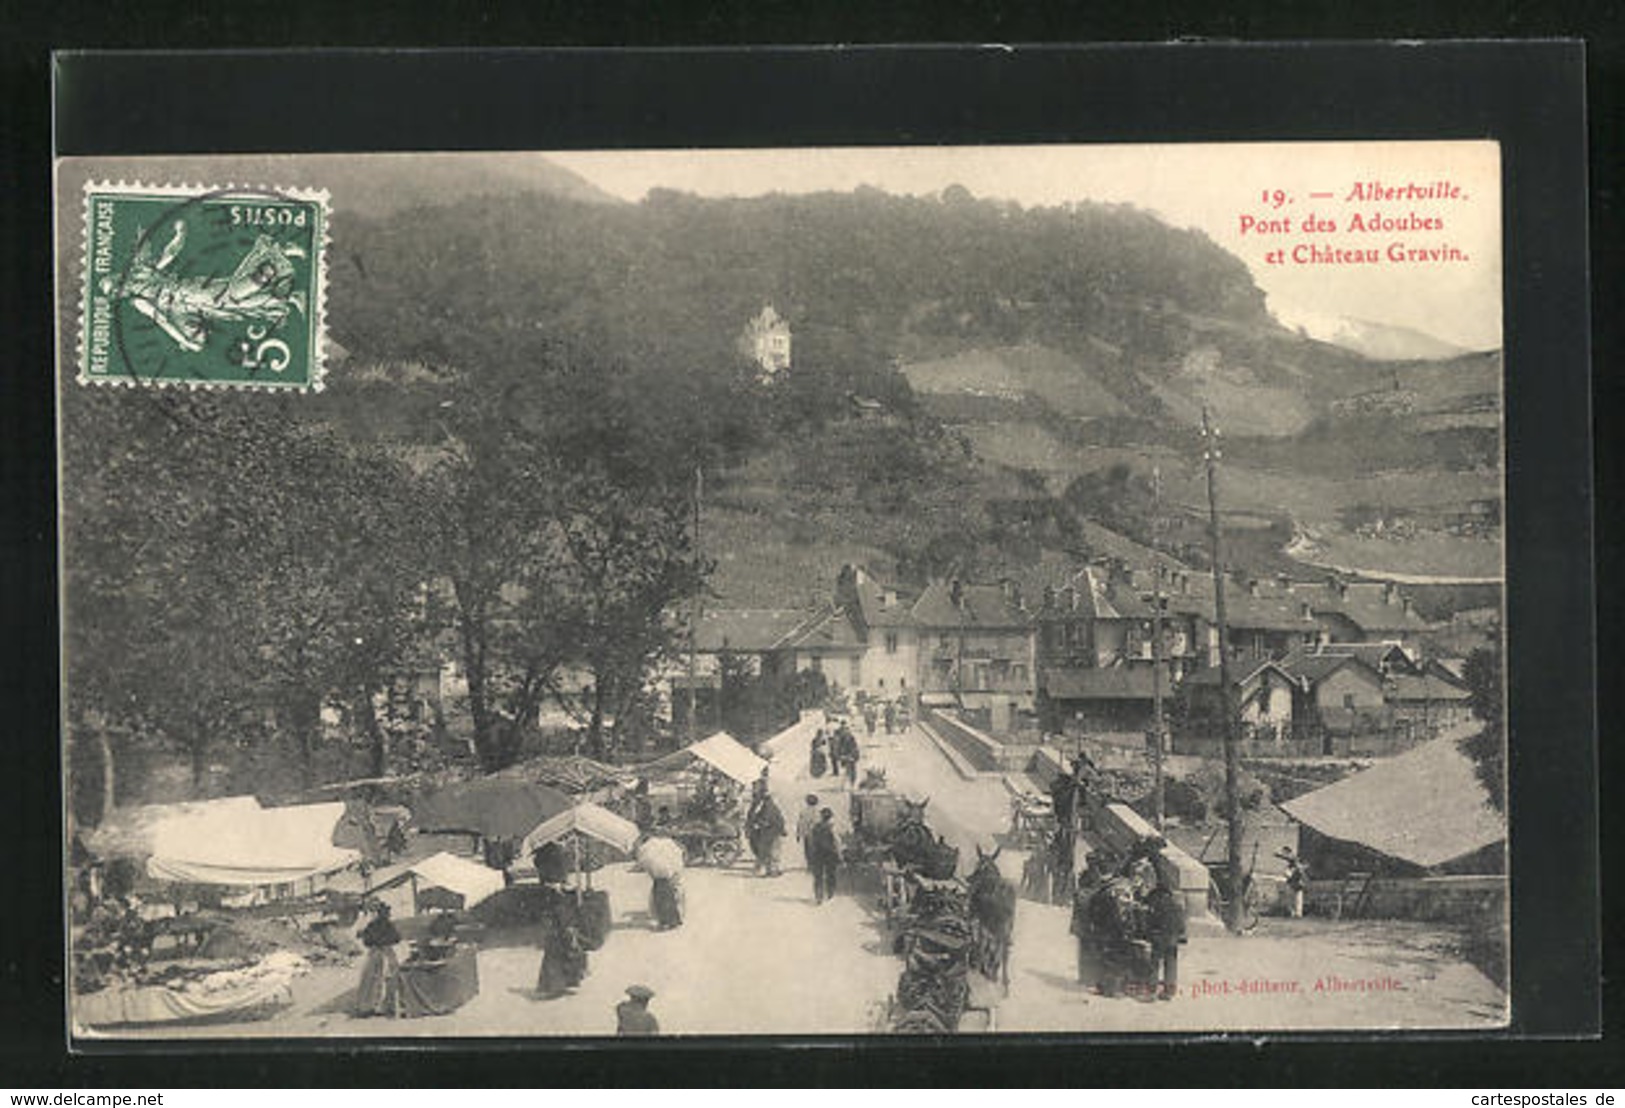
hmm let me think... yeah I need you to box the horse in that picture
[888,798,960,879]
[967,845,1018,991]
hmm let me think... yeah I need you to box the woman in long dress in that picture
[535,884,588,999]
[354,902,402,1017]
[809,732,829,778]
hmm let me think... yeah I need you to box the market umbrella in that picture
[634,836,686,881]
[411,778,572,840]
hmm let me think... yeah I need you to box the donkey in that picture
[967,844,1018,991]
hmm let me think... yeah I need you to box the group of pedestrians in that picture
[1069,835,1187,1001]
[795,793,843,903]
[809,720,862,785]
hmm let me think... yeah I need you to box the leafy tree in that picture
[1460,641,1506,812]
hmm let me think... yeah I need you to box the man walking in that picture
[808,807,841,904]
[795,794,821,871]
[1145,865,1187,1001]
[746,790,786,877]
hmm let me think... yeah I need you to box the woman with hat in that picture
[353,901,402,1018]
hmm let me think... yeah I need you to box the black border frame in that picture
[5,41,1602,1086]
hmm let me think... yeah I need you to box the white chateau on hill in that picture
[740,304,792,382]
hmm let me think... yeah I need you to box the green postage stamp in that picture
[76,183,330,391]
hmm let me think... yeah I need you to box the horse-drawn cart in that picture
[663,817,743,868]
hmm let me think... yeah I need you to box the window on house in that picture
[809,656,822,674]
[878,678,886,689]
[850,658,862,686]
[1343,692,1356,709]
[885,632,898,655]
[940,635,952,652]
[900,677,908,689]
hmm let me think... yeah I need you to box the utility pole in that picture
[687,464,703,747]
[1201,406,1245,933]
[1150,465,1167,831]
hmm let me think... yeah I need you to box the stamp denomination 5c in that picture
[77,183,330,391]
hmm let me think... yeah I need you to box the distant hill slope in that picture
[55,152,622,218]
[901,344,1127,418]
[1273,307,1478,362]
[296,182,1500,594]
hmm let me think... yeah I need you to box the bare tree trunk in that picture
[98,727,117,826]
[355,685,388,778]
[587,680,607,760]
[284,692,322,789]
[190,735,209,796]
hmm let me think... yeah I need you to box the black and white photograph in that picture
[54,140,1511,1039]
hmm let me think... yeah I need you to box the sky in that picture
[550,142,1502,352]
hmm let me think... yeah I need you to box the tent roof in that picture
[686,731,768,785]
[399,852,506,908]
[1280,737,1505,869]
[86,795,263,860]
[146,801,360,887]
[410,778,573,839]
[361,851,507,908]
[647,731,767,785]
[520,802,642,857]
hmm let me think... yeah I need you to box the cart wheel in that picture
[708,838,742,867]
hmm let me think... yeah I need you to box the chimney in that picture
[882,589,897,608]
[1247,579,1260,597]
[1277,573,1293,592]
[1402,597,1415,617]
[950,579,963,608]
[1300,601,1315,621]
[1384,581,1399,605]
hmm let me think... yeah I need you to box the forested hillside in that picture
[58,169,1502,807]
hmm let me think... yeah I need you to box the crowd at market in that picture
[68,705,1212,1034]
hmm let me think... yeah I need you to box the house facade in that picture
[910,579,1036,733]
[1277,653,1389,749]
[1177,660,1298,751]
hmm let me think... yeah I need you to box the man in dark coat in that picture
[615,984,660,1035]
[807,808,842,904]
[746,791,786,876]
[837,725,860,785]
[1145,867,1188,1001]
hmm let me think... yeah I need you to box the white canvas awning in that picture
[685,731,767,785]
[520,802,642,857]
[86,796,263,860]
[146,801,360,887]
[392,852,506,909]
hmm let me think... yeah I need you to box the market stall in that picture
[520,802,641,948]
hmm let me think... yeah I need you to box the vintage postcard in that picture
[55,142,1509,1039]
